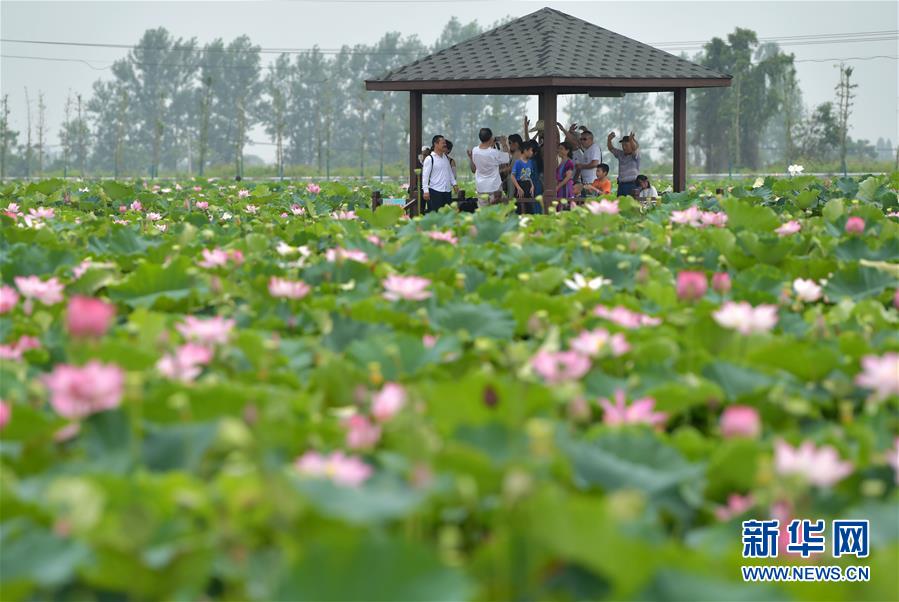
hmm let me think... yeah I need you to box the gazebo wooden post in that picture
[673,88,687,192]
[537,94,545,131]
[540,88,557,212]
[409,91,423,210]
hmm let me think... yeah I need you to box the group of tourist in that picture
[419,117,658,213]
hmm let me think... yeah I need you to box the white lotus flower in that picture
[788,164,804,176]
[564,273,610,292]
[792,278,823,303]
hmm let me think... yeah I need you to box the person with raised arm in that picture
[607,130,641,198]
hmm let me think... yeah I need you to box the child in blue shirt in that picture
[512,140,542,214]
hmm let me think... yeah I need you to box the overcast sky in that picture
[2,0,897,163]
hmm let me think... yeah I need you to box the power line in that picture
[794,55,898,63]
[3,52,897,74]
[2,29,897,56]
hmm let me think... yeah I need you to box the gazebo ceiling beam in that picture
[365,77,729,93]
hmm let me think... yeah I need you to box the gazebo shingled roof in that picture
[369,7,730,88]
[365,6,732,205]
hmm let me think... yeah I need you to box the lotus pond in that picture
[0,174,897,601]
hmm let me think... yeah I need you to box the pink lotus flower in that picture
[198,248,231,269]
[720,405,761,438]
[427,230,459,245]
[700,211,728,228]
[886,438,899,484]
[113,219,130,226]
[372,382,406,422]
[845,216,865,234]
[585,199,619,215]
[146,212,162,221]
[290,204,306,216]
[382,275,432,301]
[774,439,853,487]
[130,200,142,212]
[894,289,899,310]
[72,258,96,280]
[712,272,731,294]
[295,450,372,487]
[792,278,822,303]
[855,353,899,400]
[67,296,115,338]
[0,400,9,430]
[343,414,382,449]
[670,206,703,227]
[42,361,125,419]
[244,204,258,214]
[325,247,369,263]
[193,186,202,192]
[268,277,311,300]
[367,234,383,247]
[176,316,235,346]
[14,275,65,311]
[531,350,591,384]
[676,271,708,302]
[118,205,127,213]
[714,493,754,521]
[238,189,250,198]
[569,328,629,357]
[593,305,661,329]
[306,183,321,194]
[0,336,41,361]
[156,343,213,382]
[331,210,357,220]
[196,201,209,210]
[422,334,438,349]
[599,389,667,427]
[775,220,801,236]
[712,301,778,334]
[29,207,55,219]
[0,286,19,314]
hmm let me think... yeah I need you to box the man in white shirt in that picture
[570,128,602,187]
[421,135,458,213]
[470,128,510,205]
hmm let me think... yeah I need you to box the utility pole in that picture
[783,66,797,165]
[76,94,87,176]
[24,87,32,178]
[36,91,46,175]
[62,93,73,178]
[0,94,10,179]
[199,75,212,177]
[152,92,165,178]
[834,63,857,177]
[235,95,245,179]
[114,88,128,179]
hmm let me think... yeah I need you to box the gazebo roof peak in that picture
[366,6,731,91]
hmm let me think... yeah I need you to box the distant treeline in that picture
[0,19,892,178]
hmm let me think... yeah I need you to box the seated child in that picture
[584,163,612,196]
[635,174,658,200]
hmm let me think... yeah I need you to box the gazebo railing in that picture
[373,189,611,216]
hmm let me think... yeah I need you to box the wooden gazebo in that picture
[366,7,731,206]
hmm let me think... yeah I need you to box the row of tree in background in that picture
[0,19,894,179]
